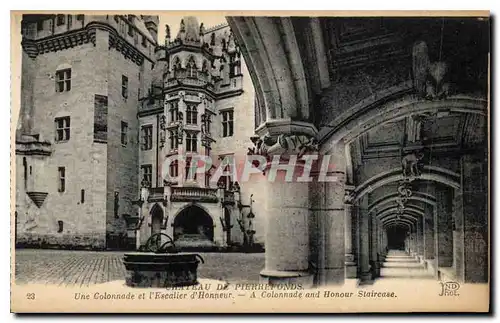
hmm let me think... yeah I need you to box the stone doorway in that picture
[173,205,214,249]
[387,226,407,250]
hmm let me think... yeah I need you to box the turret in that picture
[175,16,200,43]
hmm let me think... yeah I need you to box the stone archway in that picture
[173,205,214,247]
[150,203,163,236]
[386,225,408,250]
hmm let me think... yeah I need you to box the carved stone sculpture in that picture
[398,181,413,200]
[248,133,318,159]
[412,41,451,100]
[402,151,424,178]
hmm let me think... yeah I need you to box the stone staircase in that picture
[379,250,434,279]
[174,234,217,251]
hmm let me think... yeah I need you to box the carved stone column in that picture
[456,154,488,283]
[253,122,319,287]
[435,184,453,268]
[423,204,436,275]
[358,198,371,282]
[370,215,380,278]
[416,216,424,261]
[311,142,347,286]
[344,186,356,278]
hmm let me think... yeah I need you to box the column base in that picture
[371,262,380,279]
[360,271,372,282]
[260,269,314,288]
[322,267,345,285]
[345,262,357,279]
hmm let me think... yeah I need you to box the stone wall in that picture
[15,22,152,250]
[104,31,143,247]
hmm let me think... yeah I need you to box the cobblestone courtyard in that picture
[14,249,265,287]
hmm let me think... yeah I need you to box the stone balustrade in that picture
[170,187,218,203]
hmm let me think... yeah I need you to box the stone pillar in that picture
[344,186,356,278]
[260,169,312,286]
[311,143,346,286]
[370,215,380,278]
[358,199,371,281]
[354,204,361,278]
[424,205,435,259]
[457,154,488,283]
[409,231,416,255]
[417,217,424,260]
[254,120,319,287]
[435,185,453,268]
[424,204,436,276]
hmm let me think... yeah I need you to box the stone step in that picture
[381,262,424,268]
[384,258,418,263]
[379,267,434,279]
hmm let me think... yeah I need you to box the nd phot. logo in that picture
[439,281,460,296]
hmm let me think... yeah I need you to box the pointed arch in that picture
[172,56,182,72]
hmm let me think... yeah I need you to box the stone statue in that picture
[159,131,165,148]
[165,25,170,39]
[176,119,184,145]
[412,40,451,100]
[179,19,185,33]
[402,151,424,178]
[199,23,205,35]
[159,115,166,130]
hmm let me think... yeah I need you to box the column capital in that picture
[248,120,319,159]
[344,185,356,205]
[255,119,318,139]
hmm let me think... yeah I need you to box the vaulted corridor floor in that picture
[379,250,434,279]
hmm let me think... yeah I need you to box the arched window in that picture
[186,132,197,152]
[186,104,198,125]
[186,56,197,78]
